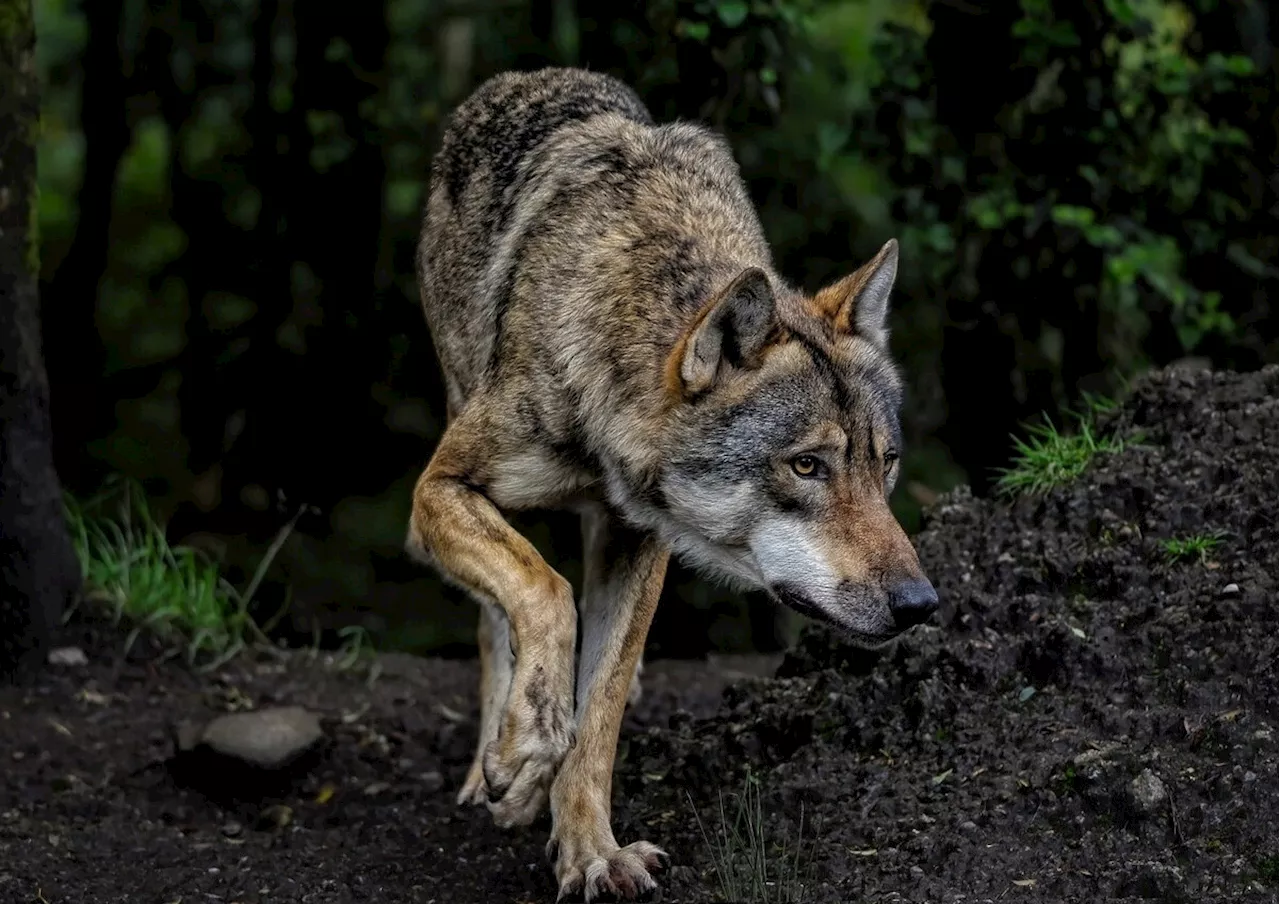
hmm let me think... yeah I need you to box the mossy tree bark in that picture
[0,0,81,681]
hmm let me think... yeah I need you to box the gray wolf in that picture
[407,66,938,901]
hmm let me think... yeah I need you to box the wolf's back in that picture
[418,69,655,408]
[431,68,652,215]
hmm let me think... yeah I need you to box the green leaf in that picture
[1209,52,1256,77]
[974,207,1003,230]
[1050,204,1096,228]
[715,0,748,28]
[678,19,710,41]
[1083,223,1124,248]
[1104,0,1138,26]
[925,222,955,253]
[1226,243,1274,279]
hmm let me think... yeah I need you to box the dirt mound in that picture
[1,366,1275,904]
[625,365,1279,902]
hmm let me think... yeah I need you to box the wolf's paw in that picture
[456,758,488,807]
[482,697,574,828]
[551,838,669,903]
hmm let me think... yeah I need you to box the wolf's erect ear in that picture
[815,239,898,346]
[676,267,778,396]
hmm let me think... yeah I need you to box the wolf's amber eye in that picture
[884,450,900,474]
[792,455,820,477]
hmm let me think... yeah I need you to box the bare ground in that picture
[1,365,1276,904]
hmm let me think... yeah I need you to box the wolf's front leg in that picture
[549,507,670,902]
[410,419,577,828]
[457,601,514,806]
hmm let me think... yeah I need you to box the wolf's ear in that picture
[815,239,898,346]
[676,267,779,396]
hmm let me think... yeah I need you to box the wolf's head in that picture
[656,239,936,644]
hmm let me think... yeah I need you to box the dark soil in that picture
[2,365,1277,904]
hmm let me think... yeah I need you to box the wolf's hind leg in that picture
[548,505,670,902]
[409,414,577,829]
[457,601,514,806]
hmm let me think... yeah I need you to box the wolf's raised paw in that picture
[482,704,574,828]
[554,840,669,903]
[456,759,488,807]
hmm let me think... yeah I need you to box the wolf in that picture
[407,67,938,901]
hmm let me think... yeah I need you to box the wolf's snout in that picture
[888,578,938,630]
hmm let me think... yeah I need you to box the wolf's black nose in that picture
[888,579,939,630]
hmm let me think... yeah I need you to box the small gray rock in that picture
[47,646,88,667]
[196,706,323,769]
[1221,583,1241,597]
[1130,768,1168,813]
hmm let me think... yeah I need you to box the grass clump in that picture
[1254,850,1280,880]
[995,394,1129,497]
[63,478,297,669]
[692,772,814,904]
[1160,531,1226,565]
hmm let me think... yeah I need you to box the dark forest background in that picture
[32,0,1277,657]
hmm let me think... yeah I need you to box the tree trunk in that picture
[0,0,81,681]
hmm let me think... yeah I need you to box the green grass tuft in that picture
[691,772,814,904]
[1259,850,1280,880]
[994,394,1129,497]
[1159,531,1226,565]
[63,478,298,669]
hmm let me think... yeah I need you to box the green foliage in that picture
[33,0,84,267]
[0,0,31,44]
[1159,530,1226,565]
[30,0,1275,654]
[914,0,1262,361]
[1259,850,1280,880]
[692,772,814,903]
[333,624,377,669]
[995,397,1129,497]
[1053,763,1081,796]
[63,479,297,668]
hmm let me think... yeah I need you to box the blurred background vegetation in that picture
[33,0,1277,657]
